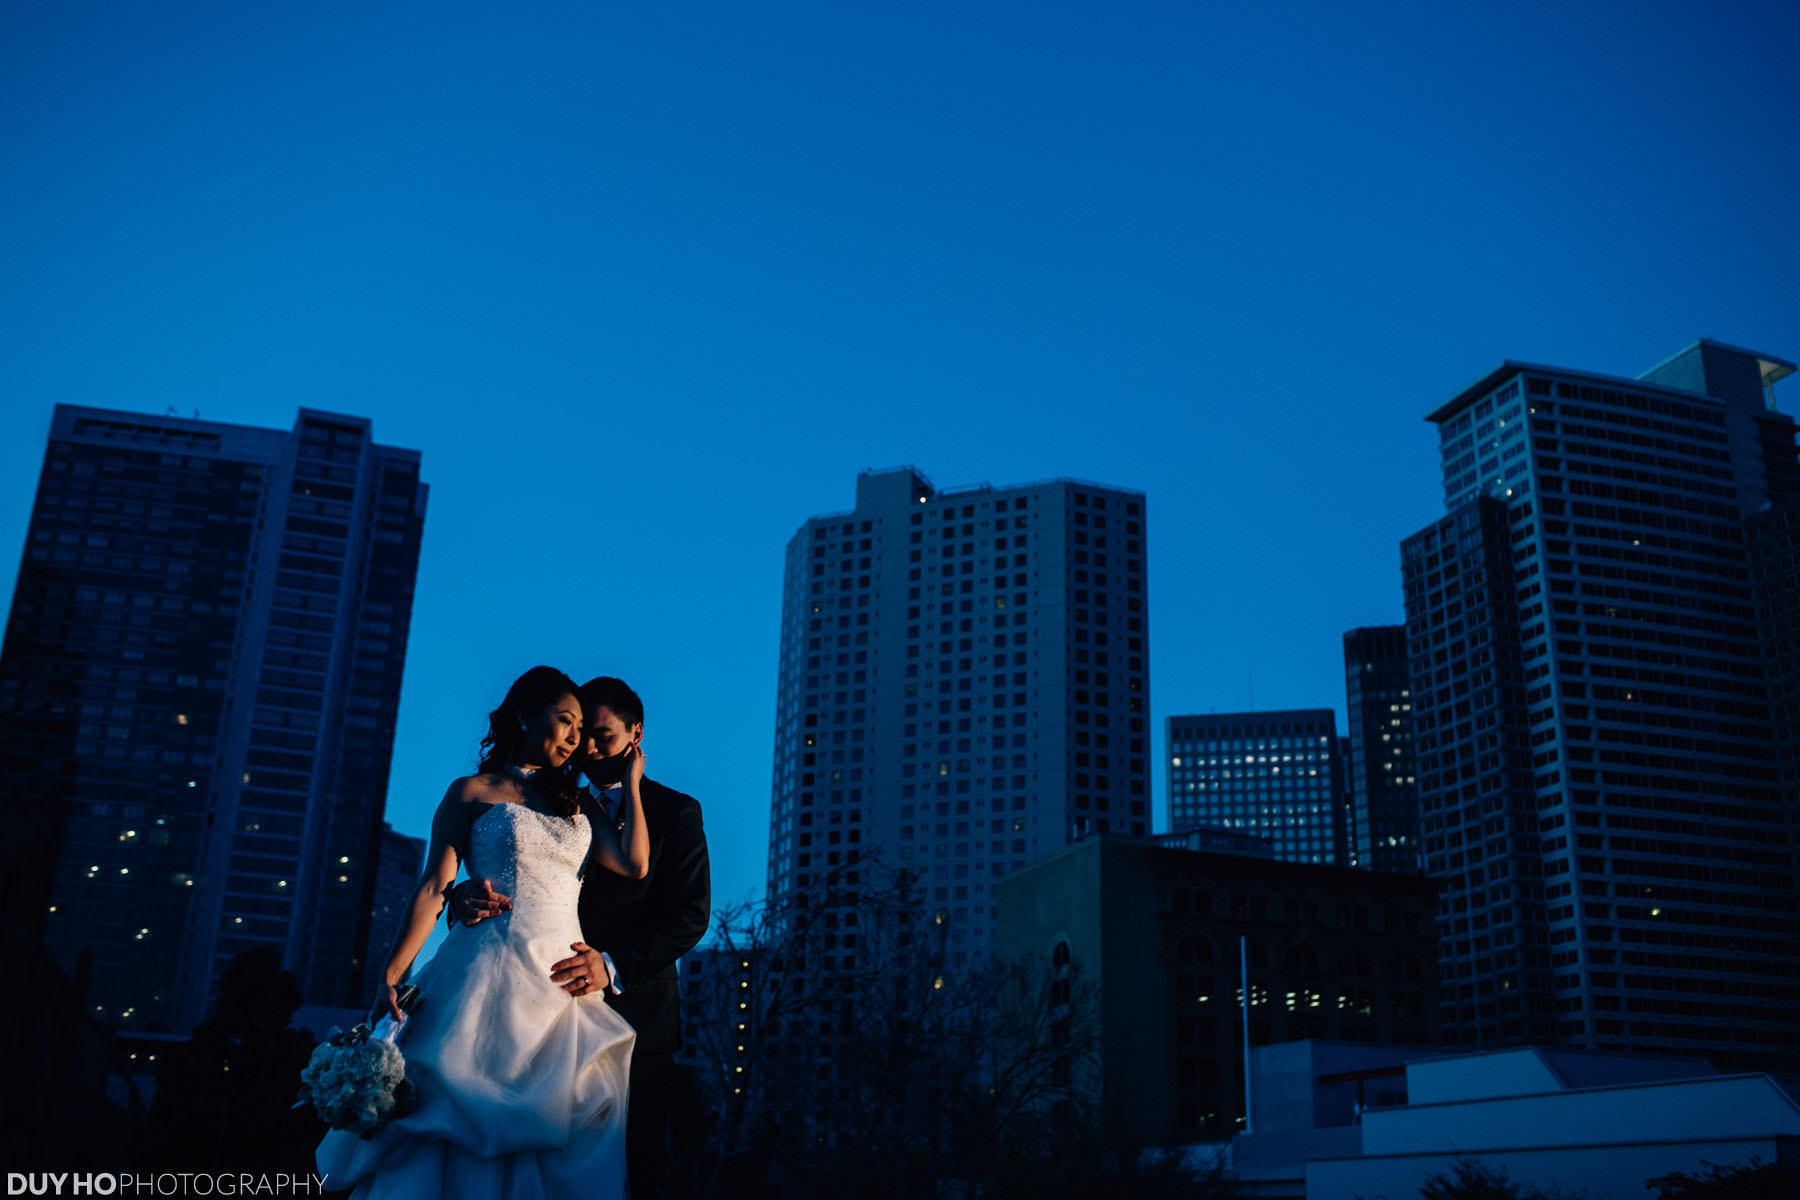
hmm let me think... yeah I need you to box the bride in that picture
[317,666,648,1198]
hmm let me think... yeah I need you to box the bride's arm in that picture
[379,779,476,1016]
[588,745,650,880]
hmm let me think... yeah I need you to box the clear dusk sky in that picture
[3,1,1797,922]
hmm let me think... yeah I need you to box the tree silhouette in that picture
[136,946,326,1174]
[1646,1157,1800,1199]
[684,859,1220,1198]
[1419,1158,1585,1200]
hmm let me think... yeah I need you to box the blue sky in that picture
[3,0,1797,920]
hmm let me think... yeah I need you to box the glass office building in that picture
[1165,709,1345,866]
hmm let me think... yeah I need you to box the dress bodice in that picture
[466,802,590,921]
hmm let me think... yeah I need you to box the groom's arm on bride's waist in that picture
[603,786,711,991]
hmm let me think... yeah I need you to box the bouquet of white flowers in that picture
[297,984,423,1138]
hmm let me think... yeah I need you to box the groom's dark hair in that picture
[579,676,644,729]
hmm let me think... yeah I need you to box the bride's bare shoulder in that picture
[442,773,511,808]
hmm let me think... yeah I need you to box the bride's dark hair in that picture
[478,665,585,820]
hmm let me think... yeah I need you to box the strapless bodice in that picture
[467,802,590,920]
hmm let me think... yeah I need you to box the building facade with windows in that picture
[1165,710,1346,866]
[1747,493,1800,818]
[996,835,1439,1143]
[1400,338,1800,1069]
[764,467,1151,971]
[0,405,427,1031]
[362,823,428,1003]
[1342,626,1419,873]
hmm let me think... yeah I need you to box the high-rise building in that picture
[1400,338,1800,1068]
[1342,626,1419,873]
[765,468,1150,968]
[1747,494,1800,815]
[0,405,427,1031]
[1165,710,1346,866]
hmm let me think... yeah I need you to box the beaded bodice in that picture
[467,802,590,920]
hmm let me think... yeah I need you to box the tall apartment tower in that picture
[1342,626,1419,873]
[766,468,1150,968]
[1164,710,1346,866]
[1400,339,1800,1069]
[0,405,427,1031]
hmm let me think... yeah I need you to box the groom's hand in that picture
[449,878,512,926]
[550,942,612,997]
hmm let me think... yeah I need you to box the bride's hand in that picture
[382,983,404,1021]
[623,740,646,791]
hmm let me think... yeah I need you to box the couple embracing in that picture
[318,668,710,1199]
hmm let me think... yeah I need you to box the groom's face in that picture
[581,705,643,786]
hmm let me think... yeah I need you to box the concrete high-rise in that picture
[1400,339,1800,1068]
[1165,710,1345,866]
[0,405,427,1031]
[765,468,1150,969]
[1342,626,1419,873]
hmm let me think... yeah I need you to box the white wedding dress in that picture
[317,801,634,1198]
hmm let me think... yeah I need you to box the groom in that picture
[455,675,711,1200]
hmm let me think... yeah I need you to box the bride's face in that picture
[519,693,583,769]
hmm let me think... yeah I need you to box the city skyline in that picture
[3,2,1798,917]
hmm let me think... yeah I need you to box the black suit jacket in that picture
[577,778,710,1054]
